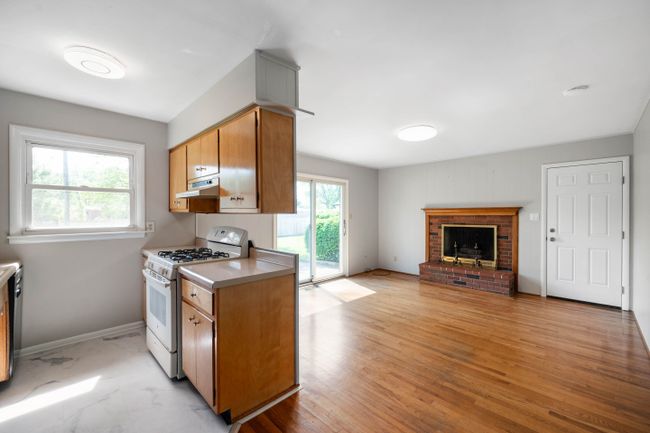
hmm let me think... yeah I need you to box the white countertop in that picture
[0,261,21,287]
[179,257,295,291]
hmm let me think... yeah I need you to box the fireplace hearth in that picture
[419,207,520,296]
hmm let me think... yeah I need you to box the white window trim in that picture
[8,125,146,244]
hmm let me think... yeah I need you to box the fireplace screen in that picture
[441,224,497,267]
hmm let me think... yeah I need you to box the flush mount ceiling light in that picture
[63,46,126,79]
[397,125,438,142]
[562,84,590,96]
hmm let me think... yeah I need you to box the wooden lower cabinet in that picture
[0,282,9,382]
[180,274,296,422]
[181,301,215,406]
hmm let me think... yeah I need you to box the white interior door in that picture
[546,162,623,307]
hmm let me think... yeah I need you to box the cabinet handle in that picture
[187,315,195,322]
[190,292,197,297]
[193,320,200,326]
[230,196,236,201]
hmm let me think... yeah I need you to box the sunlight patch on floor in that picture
[0,376,100,423]
[299,278,375,317]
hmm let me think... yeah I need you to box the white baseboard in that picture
[17,321,145,358]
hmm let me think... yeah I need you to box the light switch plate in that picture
[529,213,539,221]
[146,221,155,232]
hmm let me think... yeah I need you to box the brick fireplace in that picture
[419,207,520,296]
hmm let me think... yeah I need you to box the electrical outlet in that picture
[393,256,398,262]
[145,221,155,232]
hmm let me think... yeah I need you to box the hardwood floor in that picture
[240,271,650,433]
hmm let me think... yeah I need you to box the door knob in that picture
[549,237,556,242]
[549,228,556,233]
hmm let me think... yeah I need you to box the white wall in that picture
[633,100,650,347]
[167,53,256,148]
[197,153,379,275]
[378,135,633,294]
[0,89,196,348]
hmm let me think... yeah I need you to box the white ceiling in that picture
[2,0,650,168]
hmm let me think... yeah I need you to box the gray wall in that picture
[378,135,633,294]
[633,100,650,346]
[197,153,379,275]
[0,89,195,348]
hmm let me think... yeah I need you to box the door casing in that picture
[540,156,630,310]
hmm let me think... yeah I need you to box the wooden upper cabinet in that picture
[200,129,219,177]
[257,109,296,214]
[187,129,219,181]
[169,145,188,212]
[219,110,258,210]
[219,107,295,213]
[169,105,295,214]
[186,137,202,181]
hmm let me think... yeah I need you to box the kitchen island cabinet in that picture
[181,300,214,405]
[178,249,298,423]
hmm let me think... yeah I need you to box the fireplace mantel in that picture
[420,206,521,295]
[422,207,521,216]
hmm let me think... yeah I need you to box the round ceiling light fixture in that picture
[397,125,438,142]
[562,84,589,96]
[63,46,126,79]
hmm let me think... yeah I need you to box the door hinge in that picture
[622,231,625,239]
[622,286,625,294]
[622,176,625,185]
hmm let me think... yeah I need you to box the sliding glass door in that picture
[275,175,347,283]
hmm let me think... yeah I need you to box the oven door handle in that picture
[142,269,171,288]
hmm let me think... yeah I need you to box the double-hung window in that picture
[9,125,145,243]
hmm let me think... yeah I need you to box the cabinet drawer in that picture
[182,279,214,316]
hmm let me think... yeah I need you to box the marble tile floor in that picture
[0,328,231,433]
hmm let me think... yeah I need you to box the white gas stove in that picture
[141,226,248,378]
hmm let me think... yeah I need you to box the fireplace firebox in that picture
[441,224,497,268]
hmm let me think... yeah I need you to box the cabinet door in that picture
[219,110,258,210]
[194,308,215,406]
[186,137,202,180]
[0,282,8,382]
[169,146,188,211]
[200,129,219,177]
[181,301,197,383]
[182,300,215,406]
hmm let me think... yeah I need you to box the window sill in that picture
[7,230,148,245]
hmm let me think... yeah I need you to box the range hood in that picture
[177,177,220,199]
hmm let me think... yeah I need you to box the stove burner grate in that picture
[158,248,230,263]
